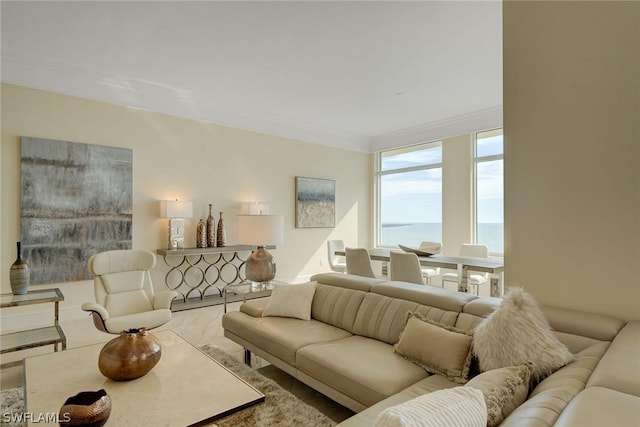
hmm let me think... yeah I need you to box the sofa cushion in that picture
[263,282,316,320]
[312,283,367,333]
[554,387,640,427]
[310,272,386,291]
[222,311,351,365]
[296,335,428,408]
[465,362,533,427]
[371,281,476,313]
[394,313,473,384]
[352,293,458,345]
[499,342,610,427]
[337,375,459,427]
[473,287,573,381]
[372,387,487,427]
[586,320,640,397]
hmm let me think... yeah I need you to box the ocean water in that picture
[381,223,503,253]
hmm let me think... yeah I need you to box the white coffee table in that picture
[24,330,264,426]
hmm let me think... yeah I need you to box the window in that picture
[377,142,442,247]
[475,129,504,255]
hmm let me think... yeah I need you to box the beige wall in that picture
[0,84,372,327]
[503,1,640,320]
[442,134,473,257]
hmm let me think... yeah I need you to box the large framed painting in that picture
[295,176,335,228]
[20,137,133,285]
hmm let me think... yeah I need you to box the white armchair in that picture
[82,249,177,334]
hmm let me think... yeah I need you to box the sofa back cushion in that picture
[353,293,459,345]
[311,283,366,333]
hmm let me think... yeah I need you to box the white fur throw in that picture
[472,287,573,380]
[373,387,487,427]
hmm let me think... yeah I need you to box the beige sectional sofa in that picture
[222,272,640,426]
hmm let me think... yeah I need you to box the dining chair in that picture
[345,247,376,278]
[327,240,347,273]
[418,241,442,285]
[390,251,425,285]
[441,244,489,295]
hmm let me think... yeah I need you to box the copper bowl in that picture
[59,389,111,427]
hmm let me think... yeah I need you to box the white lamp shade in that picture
[161,200,193,218]
[236,215,284,246]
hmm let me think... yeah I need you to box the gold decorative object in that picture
[206,204,216,247]
[196,219,207,248]
[59,389,111,427]
[217,212,227,247]
[98,328,161,381]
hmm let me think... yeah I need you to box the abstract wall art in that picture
[295,176,335,228]
[20,137,133,284]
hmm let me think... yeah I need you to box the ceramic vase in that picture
[206,204,215,248]
[98,328,161,381]
[10,241,30,295]
[196,219,207,248]
[59,389,111,427]
[216,212,227,247]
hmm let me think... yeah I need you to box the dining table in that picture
[335,248,505,297]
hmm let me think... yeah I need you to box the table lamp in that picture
[161,200,193,250]
[236,214,284,283]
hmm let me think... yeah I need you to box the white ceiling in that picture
[1,1,503,152]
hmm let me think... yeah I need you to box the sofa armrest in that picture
[240,298,270,317]
[81,302,109,320]
[153,290,178,310]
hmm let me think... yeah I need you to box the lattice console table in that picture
[156,246,272,311]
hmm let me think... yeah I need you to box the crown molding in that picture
[369,106,503,152]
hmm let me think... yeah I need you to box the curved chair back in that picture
[88,249,157,317]
[345,247,375,278]
[390,251,424,285]
[459,244,489,259]
[327,240,347,273]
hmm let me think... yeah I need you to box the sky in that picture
[381,135,503,224]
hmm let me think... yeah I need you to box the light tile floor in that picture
[0,299,355,423]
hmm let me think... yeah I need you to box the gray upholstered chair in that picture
[327,240,347,273]
[82,249,177,334]
[345,247,375,278]
[441,244,489,295]
[390,251,424,285]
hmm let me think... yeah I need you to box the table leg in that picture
[223,288,228,313]
[458,265,469,293]
[490,276,502,297]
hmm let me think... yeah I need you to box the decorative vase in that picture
[196,219,207,248]
[9,241,30,295]
[59,389,111,427]
[98,328,161,381]
[216,212,226,247]
[206,204,216,248]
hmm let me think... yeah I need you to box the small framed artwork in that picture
[295,176,335,228]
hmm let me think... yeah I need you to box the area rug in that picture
[0,346,336,427]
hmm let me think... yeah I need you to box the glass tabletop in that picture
[0,288,63,308]
[224,280,286,294]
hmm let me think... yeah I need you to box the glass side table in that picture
[223,280,288,313]
[0,288,67,359]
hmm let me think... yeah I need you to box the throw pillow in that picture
[373,387,487,427]
[472,287,573,381]
[262,282,317,320]
[465,362,533,427]
[394,312,474,384]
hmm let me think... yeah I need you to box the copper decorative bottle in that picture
[196,219,207,248]
[216,212,226,247]
[206,204,215,247]
[10,241,30,295]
